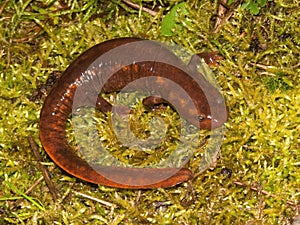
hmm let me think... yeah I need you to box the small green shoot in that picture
[4,181,45,212]
[228,0,272,15]
[161,2,189,36]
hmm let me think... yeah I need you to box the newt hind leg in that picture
[142,95,168,110]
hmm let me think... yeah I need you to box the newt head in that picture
[188,84,228,130]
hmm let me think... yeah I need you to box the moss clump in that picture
[262,72,293,91]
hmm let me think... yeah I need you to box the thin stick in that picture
[251,62,300,70]
[250,62,277,70]
[5,181,45,211]
[213,0,243,33]
[122,0,157,16]
[213,0,228,33]
[74,191,117,208]
[233,181,297,207]
[12,26,42,43]
[0,0,9,15]
[28,136,58,201]
[26,167,55,194]
[9,167,55,210]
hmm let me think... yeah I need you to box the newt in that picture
[39,37,227,189]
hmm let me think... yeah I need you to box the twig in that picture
[250,62,277,70]
[122,0,157,16]
[28,136,58,202]
[213,0,228,33]
[12,25,42,43]
[233,181,297,207]
[213,0,243,33]
[74,191,117,208]
[5,181,45,211]
[260,71,276,76]
[291,62,300,69]
[10,167,55,210]
[0,0,9,15]
[135,190,141,205]
[251,62,300,70]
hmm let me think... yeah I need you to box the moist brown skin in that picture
[39,37,227,189]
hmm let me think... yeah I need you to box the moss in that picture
[262,72,293,91]
[0,0,299,224]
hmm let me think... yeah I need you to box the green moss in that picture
[0,0,299,224]
[262,72,293,91]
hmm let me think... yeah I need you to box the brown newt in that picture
[39,37,228,189]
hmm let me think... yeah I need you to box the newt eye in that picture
[197,114,206,121]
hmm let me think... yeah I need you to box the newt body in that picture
[39,38,227,189]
